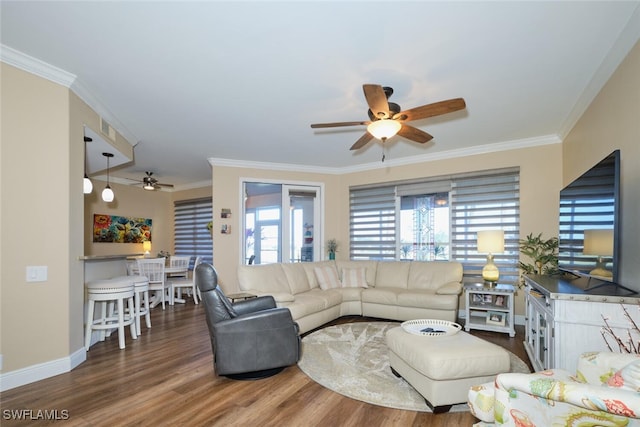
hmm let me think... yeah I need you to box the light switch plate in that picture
[26,266,48,282]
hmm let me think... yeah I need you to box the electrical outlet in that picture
[26,266,47,282]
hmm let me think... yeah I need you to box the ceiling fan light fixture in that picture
[367,119,401,141]
[143,183,155,191]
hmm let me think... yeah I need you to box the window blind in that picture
[450,168,520,285]
[174,198,213,268]
[349,186,397,260]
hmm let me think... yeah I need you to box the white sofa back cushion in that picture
[408,261,463,291]
[375,261,411,288]
[341,267,368,288]
[237,263,291,294]
[281,262,312,295]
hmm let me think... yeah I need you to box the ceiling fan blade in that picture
[397,124,434,144]
[156,182,174,188]
[363,84,390,119]
[393,98,466,122]
[310,121,369,129]
[350,132,374,150]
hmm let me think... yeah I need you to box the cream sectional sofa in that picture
[237,260,463,334]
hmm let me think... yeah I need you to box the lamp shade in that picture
[102,186,114,202]
[583,229,613,256]
[367,119,401,140]
[477,230,505,254]
[83,175,93,194]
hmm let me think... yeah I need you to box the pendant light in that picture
[102,152,115,202]
[83,136,93,194]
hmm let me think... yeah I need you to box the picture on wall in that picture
[93,214,152,243]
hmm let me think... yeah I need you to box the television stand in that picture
[523,274,638,373]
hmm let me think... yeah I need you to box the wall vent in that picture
[100,117,116,141]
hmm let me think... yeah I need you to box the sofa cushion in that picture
[396,290,459,310]
[375,261,410,289]
[361,287,404,305]
[336,260,377,287]
[302,261,338,289]
[282,289,342,319]
[237,263,292,294]
[281,262,312,295]
[314,265,341,290]
[341,267,368,288]
[408,261,463,291]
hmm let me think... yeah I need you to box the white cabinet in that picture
[464,283,515,337]
[524,274,638,373]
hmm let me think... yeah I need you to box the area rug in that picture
[298,321,530,412]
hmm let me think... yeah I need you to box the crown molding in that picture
[0,44,76,86]
[1,44,138,146]
[209,134,561,174]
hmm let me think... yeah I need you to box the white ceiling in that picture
[2,1,639,190]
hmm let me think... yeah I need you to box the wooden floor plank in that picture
[0,304,531,426]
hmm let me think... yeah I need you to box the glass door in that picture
[284,186,320,262]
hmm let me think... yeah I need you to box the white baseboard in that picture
[0,347,86,392]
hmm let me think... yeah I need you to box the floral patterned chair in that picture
[468,352,640,426]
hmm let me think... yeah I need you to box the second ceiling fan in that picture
[130,171,174,191]
[311,84,466,153]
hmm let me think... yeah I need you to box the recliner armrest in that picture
[233,295,277,316]
[214,307,295,334]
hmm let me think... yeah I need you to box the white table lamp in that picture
[143,241,152,258]
[477,230,505,285]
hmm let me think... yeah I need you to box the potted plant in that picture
[518,233,559,288]
[327,239,338,260]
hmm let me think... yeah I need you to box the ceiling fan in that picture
[130,171,174,191]
[310,84,466,155]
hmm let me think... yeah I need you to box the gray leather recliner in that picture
[195,262,301,379]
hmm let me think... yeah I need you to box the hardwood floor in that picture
[0,303,532,427]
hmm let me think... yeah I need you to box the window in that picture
[174,198,213,267]
[349,168,520,285]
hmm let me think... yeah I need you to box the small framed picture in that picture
[221,208,232,218]
[482,294,493,304]
[221,224,231,234]
[494,295,506,307]
[486,311,506,326]
[472,294,484,304]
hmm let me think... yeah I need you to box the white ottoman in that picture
[385,327,510,413]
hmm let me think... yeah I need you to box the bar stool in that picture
[85,277,137,350]
[115,275,151,334]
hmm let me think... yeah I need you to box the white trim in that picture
[1,44,138,146]
[0,347,86,392]
[210,134,561,174]
[0,44,76,87]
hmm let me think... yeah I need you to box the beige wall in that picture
[84,182,173,257]
[563,40,640,291]
[212,143,563,318]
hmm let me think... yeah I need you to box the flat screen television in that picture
[558,150,620,284]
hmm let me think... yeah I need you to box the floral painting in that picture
[93,214,152,243]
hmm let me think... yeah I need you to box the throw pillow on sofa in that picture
[314,265,341,290]
[341,267,368,288]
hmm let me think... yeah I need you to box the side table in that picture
[464,283,516,337]
[227,292,257,303]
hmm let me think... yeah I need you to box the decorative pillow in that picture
[607,360,640,392]
[341,267,368,288]
[314,266,341,290]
